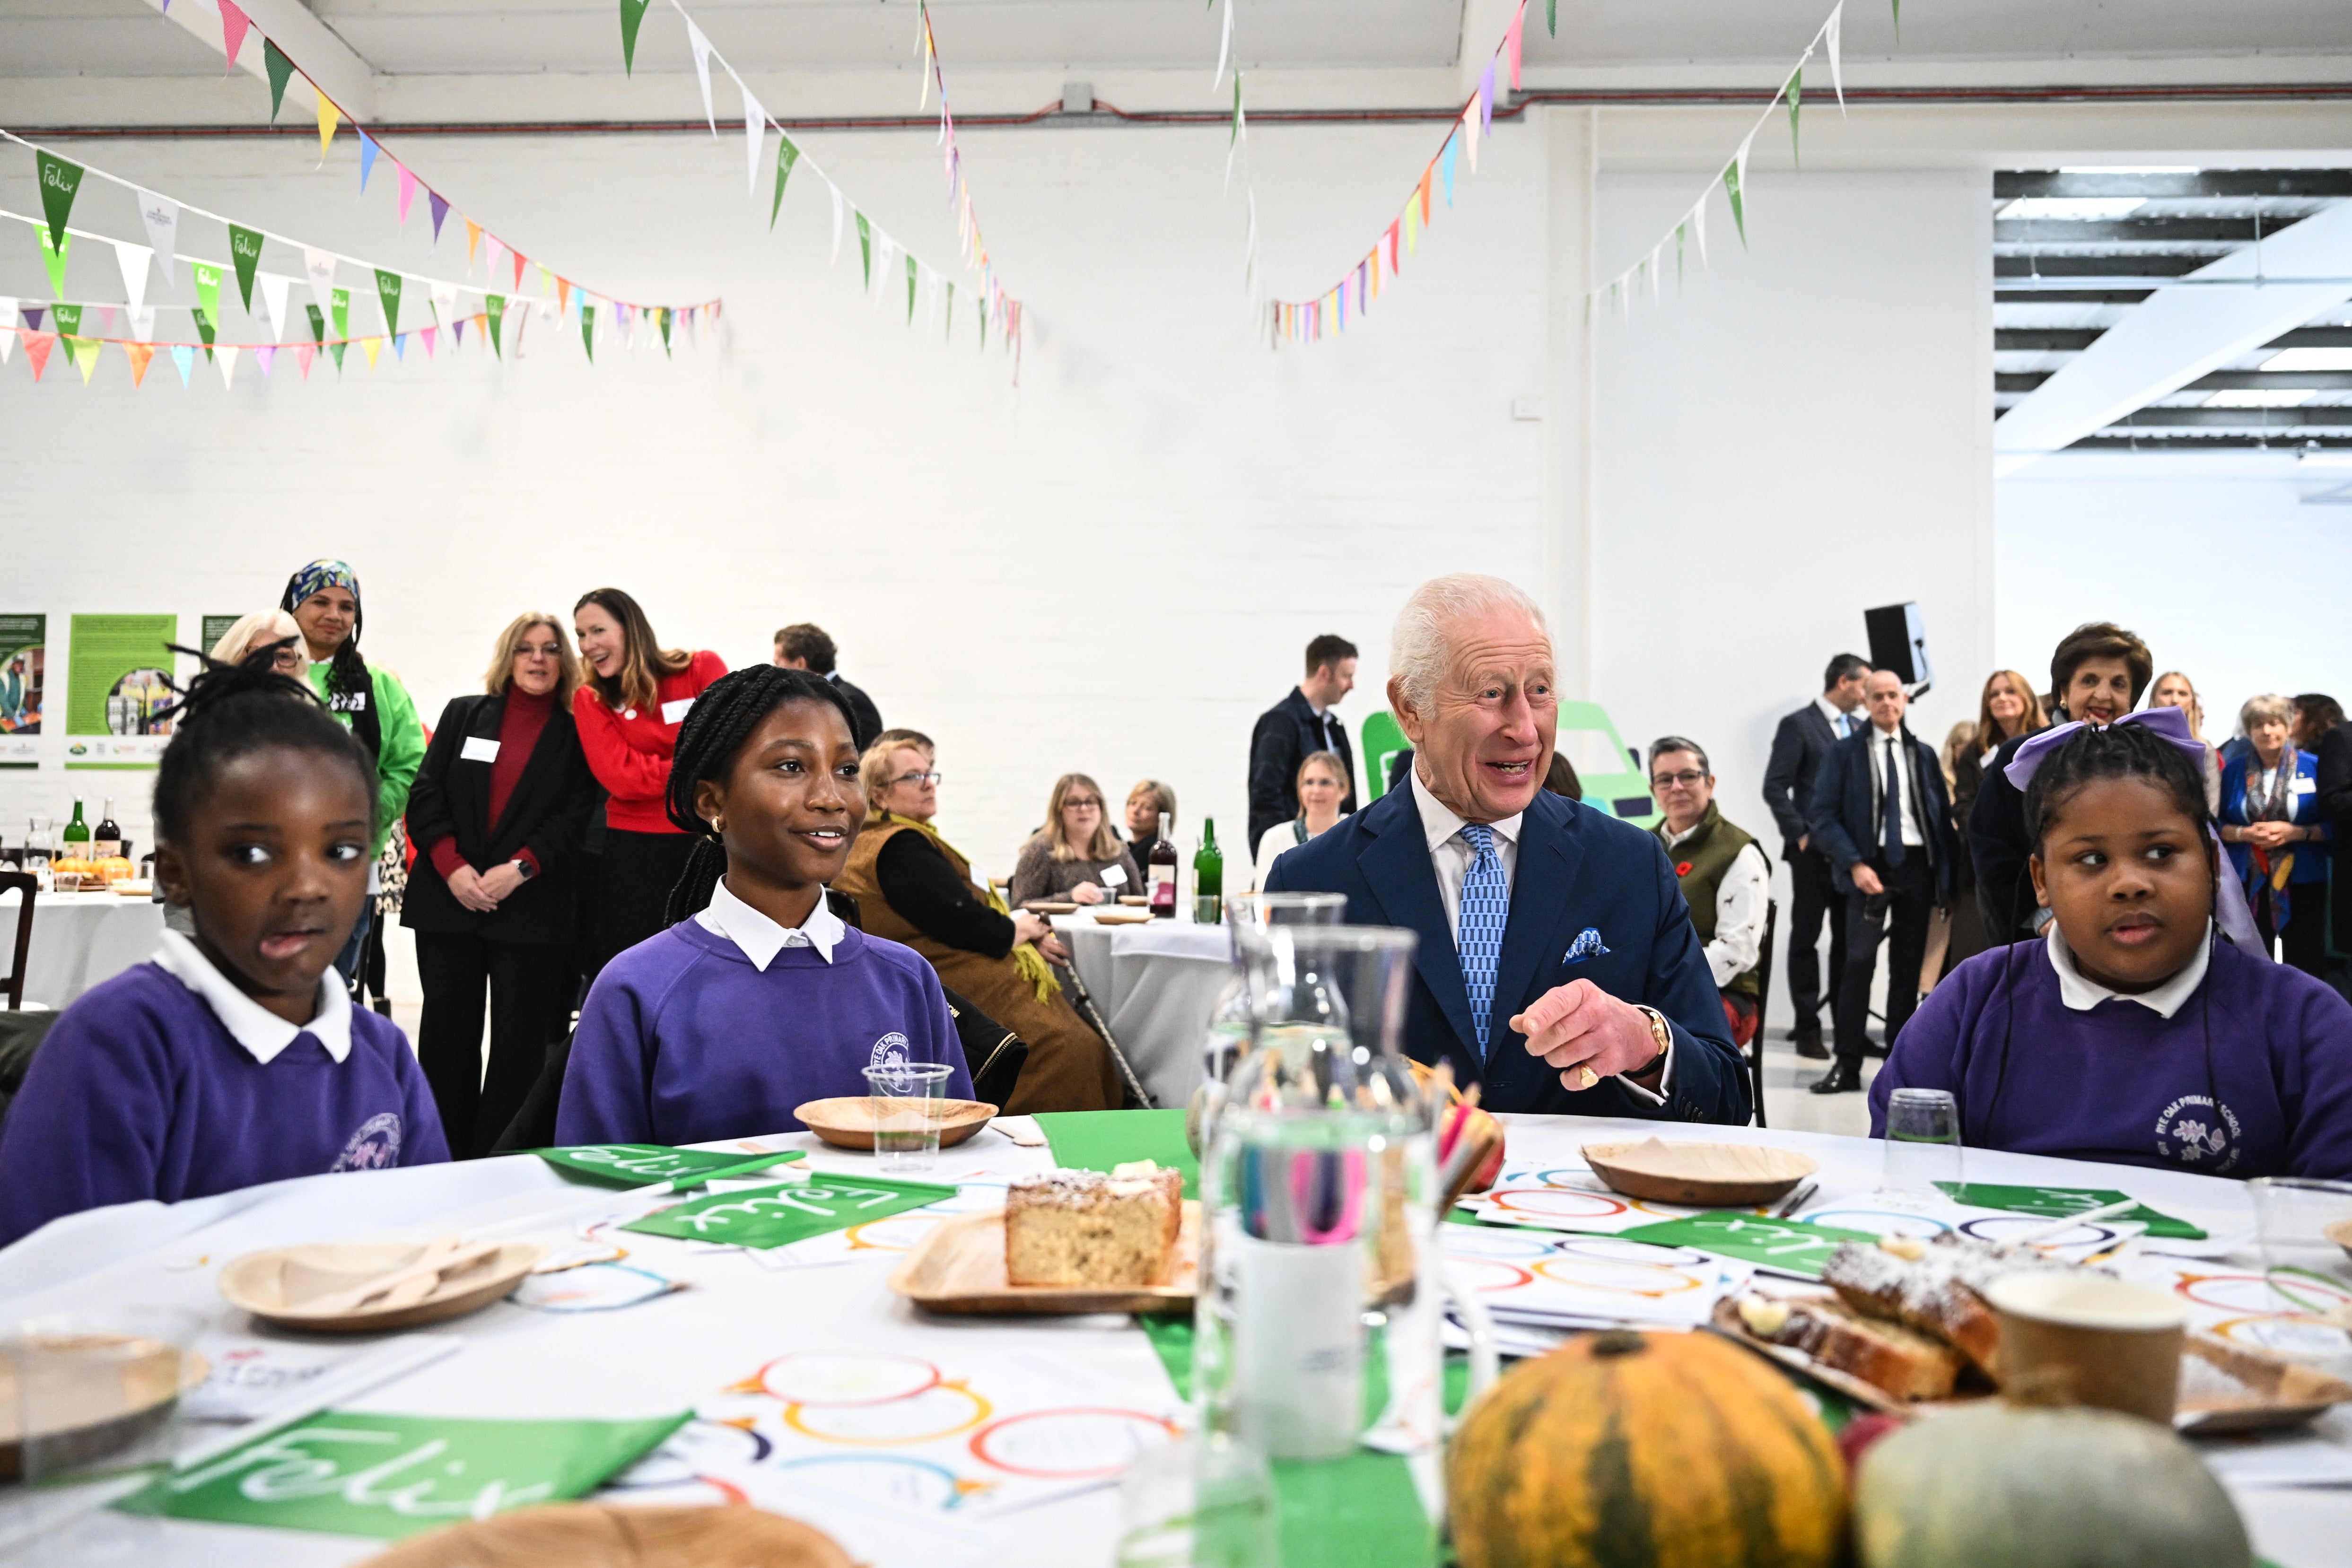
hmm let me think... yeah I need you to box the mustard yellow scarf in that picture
[881,812,1061,1005]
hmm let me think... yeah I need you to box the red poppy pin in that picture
[1675,861,1693,877]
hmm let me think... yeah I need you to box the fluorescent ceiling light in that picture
[2261,347,2352,373]
[1997,197,2147,220]
[2205,388,2317,408]
[2299,451,2352,467]
[2056,166,2197,174]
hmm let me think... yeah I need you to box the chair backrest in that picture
[1751,899,1780,1130]
[0,871,35,1011]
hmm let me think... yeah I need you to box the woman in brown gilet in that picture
[834,735,1121,1113]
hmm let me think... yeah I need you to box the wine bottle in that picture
[62,799,90,857]
[1148,812,1179,919]
[93,798,122,861]
[1193,818,1224,923]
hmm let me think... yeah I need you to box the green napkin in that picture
[1935,1182,2207,1240]
[1616,1211,1881,1279]
[621,1173,954,1249]
[117,1410,686,1540]
[534,1144,804,1189]
[1034,1108,1199,1197]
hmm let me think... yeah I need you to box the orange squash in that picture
[1446,1330,1847,1568]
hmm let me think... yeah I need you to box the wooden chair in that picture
[1749,900,1779,1128]
[0,871,60,1126]
[1,871,35,1012]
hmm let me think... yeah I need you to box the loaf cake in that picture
[1005,1162,1182,1288]
[1820,1232,2083,1374]
[1739,1293,1967,1402]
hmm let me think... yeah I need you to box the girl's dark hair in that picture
[662,666,860,925]
[279,568,381,765]
[2022,720,2211,850]
[574,587,693,715]
[153,652,379,848]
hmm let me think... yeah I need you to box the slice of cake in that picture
[1005,1162,1182,1288]
[1740,1293,1967,1402]
[1820,1232,2085,1374]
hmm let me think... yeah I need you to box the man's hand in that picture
[1851,863,1884,897]
[446,864,499,913]
[1798,834,1810,852]
[1511,980,1663,1092]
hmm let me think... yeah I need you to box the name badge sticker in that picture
[460,736,501,764]
[1100,864,1128,887]
[2292,776,2316,795]
[661,697,696,725]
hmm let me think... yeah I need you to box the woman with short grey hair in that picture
[2219,692,2332,976]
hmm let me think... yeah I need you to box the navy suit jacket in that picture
[1806,725,1956,904]
[1265,781,1752,1124]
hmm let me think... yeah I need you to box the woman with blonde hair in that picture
[207,610,306,677]
[1253,750,1350,891]
[2151,670,2224,814]
[835,736,1122,1112]
[1124,778,1176,863]
[403,613,599,1153]
[1949,668,2046,971]
[1009,774,1142,907]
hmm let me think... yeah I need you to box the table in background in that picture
[1050,912,1231,1109]
[0,887,166,1009]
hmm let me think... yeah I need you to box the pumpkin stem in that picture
[1590,1331,1646,1359]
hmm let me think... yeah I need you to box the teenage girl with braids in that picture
[1871,715,2352,1180]
[570,588,727,975]
[556,667,968,1146]
[281,560,426,984]
[0,659,447,1246]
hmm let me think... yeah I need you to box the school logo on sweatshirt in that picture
[2154,1094,2241,1175]
[866,1031,916,1091]
[331,1112,404,1172]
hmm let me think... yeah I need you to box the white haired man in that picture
[1266,574,1752,1121]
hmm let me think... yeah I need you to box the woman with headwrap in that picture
[280,558,426,984]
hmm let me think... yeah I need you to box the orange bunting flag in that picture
[465,219,482,265]
[122,340,154,386]
[1386,219,1401,276]
[1419,166,1434,227]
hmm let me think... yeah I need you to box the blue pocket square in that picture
[1563,927,1610,964]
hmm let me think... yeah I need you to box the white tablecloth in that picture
[1051,914,1232,1110]
[0,888,166,1009]
[0,1115,2343,1568]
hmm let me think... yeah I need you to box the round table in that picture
[0,886,166,1008]
[1050,912,1233,1110]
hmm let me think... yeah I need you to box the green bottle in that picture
[1193,817,1224,923]
[61,799,90,855]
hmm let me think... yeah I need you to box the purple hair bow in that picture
[2002,705,2264,953]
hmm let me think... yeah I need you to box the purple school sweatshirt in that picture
[1870,938,2352,1180]
[556,920,971,1147]
[0,963,450,1248]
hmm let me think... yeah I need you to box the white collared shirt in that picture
[152,929,353,1065]
[1816,694,1854,741]
[2047,920,2212,1019]
[1661,822,1772,988]
[696,876,847,970]
[1868,723,1926,848]
[1410,767,1522,942]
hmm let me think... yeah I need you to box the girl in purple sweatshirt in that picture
[1872,713,2352,1180]
[556,667,968,1147]
[0,660,447,1249]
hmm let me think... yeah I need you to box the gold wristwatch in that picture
[1634,1005,1672,1063]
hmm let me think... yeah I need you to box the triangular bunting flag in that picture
[396,163,418,225]
[392,331,405,359]
[191,304,215,362]
[1827,1,1846,112]
[485,294,505,357]
[261,270,293,339]
[215,342,240,388]
[51,303,81,338]
[191,263,222,355]
[1505,6,1524,91]
[1441,131,1459,205]
[264,39,296,119]
[170,343,192,386]
[430,281,457,324]
[1478,59,1495,135]
[743,87,765,194]
[375,267,402,335]
[304,247,336,312]
[316,87,339,161]
[358,132,381,192]
[36,150,82,253]
[580,304,595,362]
[511,249,526,290]
[1692,194,1709,266]
[122,340,154,386]
[254,343,275,377]
[1462,103,1480,173]
[465,218,482,263]
[905,253,917,323]
[1724,134,1754,249]
[420,324,437,356]
[24,331,55,382]
[453,314,468,348]
[1787,66,1802,166]
[830,185,845,263]
[127,305,155,341]
[1418,165,1434,227]
[429,191,450,242]
[658,305,672,356]
[295,341,314,379]
[358,335,381,369]
[618,0,651,74]
[687,19,717,133]
[305,301,326,345]
[229,223,264,311]
[332,286,350,340]
[857,212,872,286]
[136,191,178,297]
[555,275,572,314]
[114,239,153,315]
[70,335,100,384]
[771,134,800,228]
[218,0,252,72]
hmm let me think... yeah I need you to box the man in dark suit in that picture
[773,623,883,755]
[1248,634,1360,849]
[2317,719,2352,1005]
[1761,653,1869,1059]
[1804,668,1955,1095]
[1267,575,1750,1123]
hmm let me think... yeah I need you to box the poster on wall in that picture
[0,614,43,769]
[66,614,179,770]
[200,616,242,659]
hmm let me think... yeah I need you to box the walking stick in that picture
[1057,959,1155,1109]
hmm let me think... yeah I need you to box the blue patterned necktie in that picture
[1457,823,1509,1060]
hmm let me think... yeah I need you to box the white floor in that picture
[1750,1030,1880,1140]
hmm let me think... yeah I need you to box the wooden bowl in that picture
[219,1240,545,1333]
[1118,894,1150,906]
[356,1504,856,1568]
[2324,1217,2352,1259]
[1581,1138,1818,1206]
[792,1097,998,1151]
[1024,900,1080,915]
[0,1336,207,1481]
[1093,909,1155,925]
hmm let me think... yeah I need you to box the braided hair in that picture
[279,561,382,766]
[661,666,860,926]
[153,647,378,850]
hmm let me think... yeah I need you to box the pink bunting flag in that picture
[1386,219,1401,276]
[95,305,116,335]
[219,0,252,72]
[397,165,418,225]
[1505,5,1524,92]
[511,250,527,290]
[420,324,437,357]
[295,342,315,379]
[253,344,275,378]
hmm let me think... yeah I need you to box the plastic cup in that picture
[1984,1272,2186,1425]
[1115,1434,1276,1568]
[864,1062,954,1173]
[1880,1087,1963,1205]
[2249,1177,2352,1366]
[0,1307,201,1554]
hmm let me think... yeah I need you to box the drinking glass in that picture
[863,1062,953,1173]
[2249,1177,2352,1371]
[1880,1088,1963,1205]
[1116,1433,1277,1568]
[1189,894,1353,1157]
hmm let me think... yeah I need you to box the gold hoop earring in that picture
[711,818,726,835]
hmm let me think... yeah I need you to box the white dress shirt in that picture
[1661,823,1771,988]
[152,929,353,1065]
[1816,694,1855,740]
[2047,920,2212,1018]
[696,877,847,969]
[1868,723,1925,848]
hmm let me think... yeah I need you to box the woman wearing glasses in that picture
[836,735,1122,1111]
[1009,774,1144,907]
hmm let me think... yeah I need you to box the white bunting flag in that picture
[217,343,241,389]
[742,87,765,195]
[1462,103,1480,175]
[1651,243,1664,302]
[136,191,180,297]
[1692,196,1708,267]
[829,183,844,264]
[304,248,337,312]
[687,20,717,135]
[874,234,896,306]
[127,305,156,341]
[113,240,154,315]
[0,301,14,364]
[1213,0,1233,89]
[430,281,457,324]
[260,271,293,339]
[1826,2,1846,112]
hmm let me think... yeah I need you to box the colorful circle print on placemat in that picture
[1438,1227,1562,1262]
[784,1382,993,1445]
[2208,1315,2352,1361]
[1959,1215,2118,1250]
[759,1350,943,1406]
[842,1214,947,1252]
[1443,1254,1537,1292]
[1486,1188,1629,1222]
[1803,1210,1950,1238]
[968,1409,1180,1480]
[772,1454,982,1511]
[2175,1271,2352,1317]
[607,1419,773,1489]
[1554,1236,1711,1268]
[1532,1255,1705,1298]
[510,1263,674,1312]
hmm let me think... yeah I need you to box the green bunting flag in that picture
[856,212,872,287]
[229,224,263,312]
[191,305,216,362]
[328,337,346,370]
[905,254,917,323]
[770,135,800,229]
[264,40,297,121]
[944,280,954,343]
[1787,67,1802,166]
[485,293,506,357]
[305,303,326,344]
[618,0,651,73]
[1547,0,1556,35]
[36,227,69,300]
[1675,220,1686,284]
[330,286,350,341]
[50,303,81,337]
[1723,160,1748,248]
[657,304,672,356]
[1891,0,1900,39]
[35,150,83,253]
[374,267,402,336]
[191,262,223,359]
[581,303,595,362]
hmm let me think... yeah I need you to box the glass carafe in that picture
[1188,893,1350,1159]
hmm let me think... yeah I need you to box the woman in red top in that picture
[572,588,727,970]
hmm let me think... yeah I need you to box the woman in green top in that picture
[280,558,425,984]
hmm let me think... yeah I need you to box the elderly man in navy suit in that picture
[1267,575,1751,1122]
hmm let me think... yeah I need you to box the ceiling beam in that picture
[2068,434,2352,449]
[1996,254,2215,277]
[1995,328,2107,351]
[141,0,378,122]
[1995,288,2154,304]
[1998,170,2352,200]
[2102,407,2352,427]
[1993,196,2352,473]
[1996,217,2274,244]
[1999,369,2352,392]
